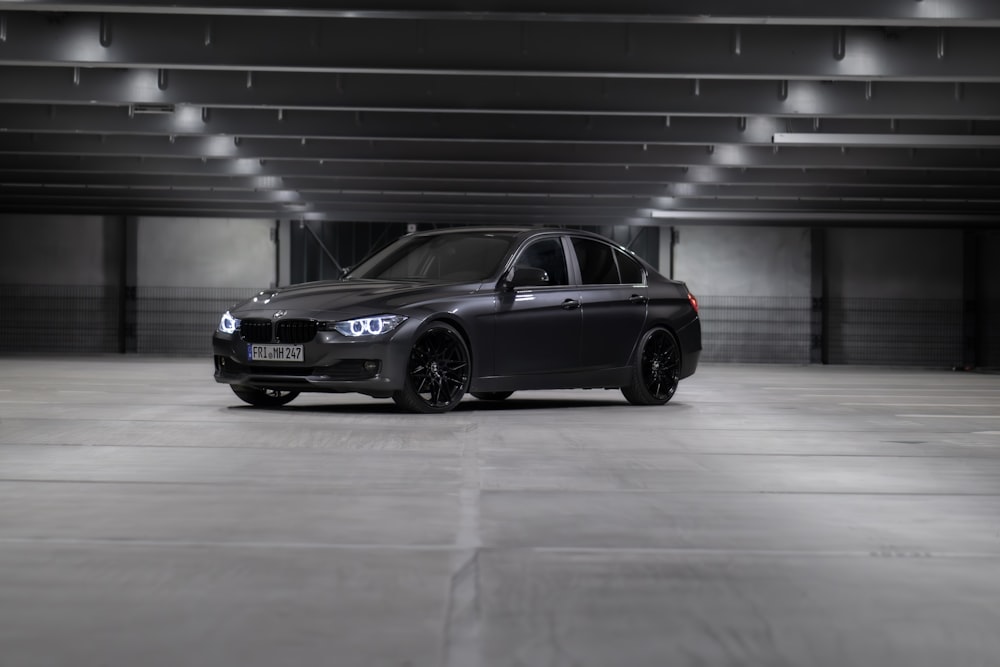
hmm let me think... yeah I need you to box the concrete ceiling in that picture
[1,1,1000,226]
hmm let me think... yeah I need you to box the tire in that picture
[471,391,514,401]
[621,327,680,406]
[231,385,300,407]
[392,322,471,414]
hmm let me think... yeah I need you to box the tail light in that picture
[687,292,699,314]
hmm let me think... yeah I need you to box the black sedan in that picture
[213,227,701,413]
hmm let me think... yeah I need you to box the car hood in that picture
[232,279,480,319]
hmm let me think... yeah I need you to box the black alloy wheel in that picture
[621,327,680,406]
[393,322,470,413]
[471,391,514,401]
[231,385,300,407]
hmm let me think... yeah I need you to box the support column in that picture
[276,220,292,287]
[104,215,137,354]
[963,229,981,369]
[669,227,678,280]
[658,225,674,278]
[810,227,828,365]
[121,216,138,353]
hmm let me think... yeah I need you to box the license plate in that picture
[247,344,304,362]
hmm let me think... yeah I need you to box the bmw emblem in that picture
[273,310,287,319]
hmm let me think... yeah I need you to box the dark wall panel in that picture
[982,232,1000,368]
[0,285,120,354]
[0,215,122,353]
[826,298,963,366]
[826,229,965,367]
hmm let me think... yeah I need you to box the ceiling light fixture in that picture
[129,103,176,115]
[772,133,1000,147]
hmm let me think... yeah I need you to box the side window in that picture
[514,238,569,286]
[571,238,620,285]
[615,248,644,285]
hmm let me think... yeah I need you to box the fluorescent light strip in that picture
[772,133,1000,147]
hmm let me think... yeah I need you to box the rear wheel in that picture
[471,391,514,401]
[231,385,300,407]
[621,327,680,406]
[392,323,470,414]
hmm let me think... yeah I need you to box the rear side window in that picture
[571,238,620,285]
[616,250,644,284]
[571,237,645,285]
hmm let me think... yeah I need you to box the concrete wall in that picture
[673,226,812,298]
[137,217,275,288]
[671,226,813,363]
[0,215,276,289]
[0,215,275,354]
[133,218,276,354]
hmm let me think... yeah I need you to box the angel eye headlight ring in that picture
[332,315,406,337]
[218,310,240,334]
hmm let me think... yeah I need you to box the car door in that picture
[493,236,582,376]
[570,237,648,370]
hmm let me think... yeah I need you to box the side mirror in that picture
[503,266,550,290]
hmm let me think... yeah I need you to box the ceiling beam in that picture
[2,15,1000,81]
[5,163,1000,189]
[3,187,999,213]
[3,69,1000,119]
[6,108,1000,146]
[0,186,658,208]
[0,200,996,228]
[4,139,1000,172]
[7,170,1000,198]
[1,1,1000,26]
[4,181,1000,203]
[0,195,1000,226]
[2,137,999,169]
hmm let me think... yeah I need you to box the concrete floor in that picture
[1,358,999,667]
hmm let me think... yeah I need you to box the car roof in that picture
[407,226,617,242]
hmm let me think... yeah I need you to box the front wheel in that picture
[392,322,470,413]
[621,328,680,406]
[231,385,300,407]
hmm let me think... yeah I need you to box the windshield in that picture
[346,232,517,282]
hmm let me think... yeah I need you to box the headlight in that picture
[218,310,240,334]
[333,314,406,337]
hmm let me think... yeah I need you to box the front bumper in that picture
[213,326,413,396]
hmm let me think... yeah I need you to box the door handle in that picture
[561,299,581,310]
[628,294,648,304]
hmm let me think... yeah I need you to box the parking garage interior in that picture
[1,2,1000,666]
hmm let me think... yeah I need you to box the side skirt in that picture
[471,367,631,393]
